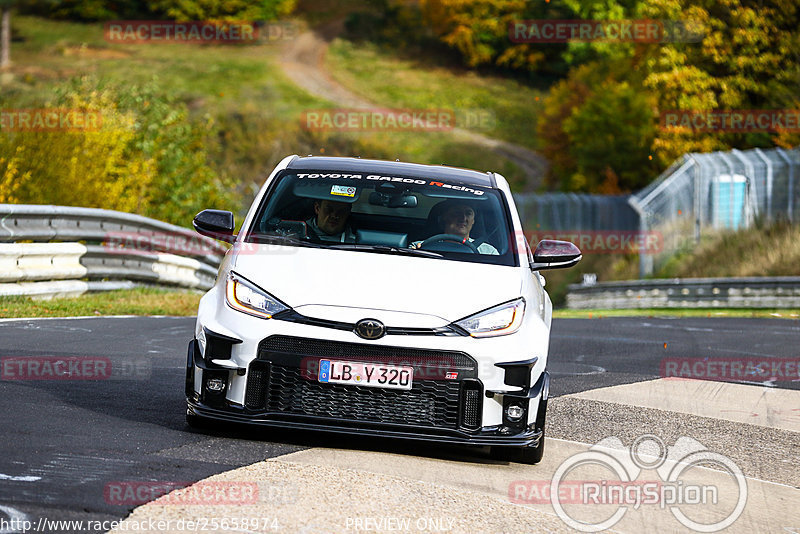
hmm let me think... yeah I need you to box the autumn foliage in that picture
[417,0,799,192]
[0,78,233,225]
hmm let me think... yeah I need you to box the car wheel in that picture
[520,431,545,464]
[491,394,547,464]
[522,394,547,464]
[186,411,208,429]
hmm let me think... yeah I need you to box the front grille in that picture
[244,335,483,430]
[267,365,461,428]
[258,335,477,375]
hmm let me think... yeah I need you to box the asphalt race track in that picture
[0,316,798,533]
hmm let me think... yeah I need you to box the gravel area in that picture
[549,396,800,488]
[109,460,571,534]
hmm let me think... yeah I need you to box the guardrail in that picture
[0,204,226,298]
[567,277,800,309]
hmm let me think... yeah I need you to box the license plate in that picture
[318,359,413,390]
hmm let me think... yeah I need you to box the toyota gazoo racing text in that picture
[186,156,580,463]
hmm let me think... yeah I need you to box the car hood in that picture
[232,245,521,326]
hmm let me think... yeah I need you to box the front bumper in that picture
[186,401,543,448]
[186,335,548,449]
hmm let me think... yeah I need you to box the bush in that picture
[0,88,154,213]
[20,0,296,21]
[0,77,234,226]
[537,61,660,193]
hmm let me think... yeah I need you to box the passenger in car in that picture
[306,199,356,243]
[411,200,499,254]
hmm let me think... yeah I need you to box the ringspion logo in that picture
[539,435,747,532]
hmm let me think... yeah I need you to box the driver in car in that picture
[411,200,499,254]
[306,199,356,243]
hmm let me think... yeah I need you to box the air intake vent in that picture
[245,361,269,410]
[460,380,482,429]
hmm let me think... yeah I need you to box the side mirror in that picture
[193,209,235,243]
[529,239,581,271]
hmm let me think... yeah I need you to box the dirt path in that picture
[278,20,549,191]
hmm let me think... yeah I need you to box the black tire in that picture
[185,411,209,429]
[491,394,547,464]
[521,431,545,464]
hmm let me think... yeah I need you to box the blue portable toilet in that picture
[712,174,747,229]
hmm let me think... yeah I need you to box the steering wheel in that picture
[420,233,479,253]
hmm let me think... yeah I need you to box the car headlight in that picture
[454,298,525,338]
[225,272,288,319]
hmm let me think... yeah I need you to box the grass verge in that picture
[3,16,524,198]
[0,288,201,319]
[553,308,800,319]
[326,39,545,153]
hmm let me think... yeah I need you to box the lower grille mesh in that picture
[267,365,461,428]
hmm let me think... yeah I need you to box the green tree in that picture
[419,0,576,76]
[537,0,799,190]
[20,0,295,21]
[537,62,658,193]
[0,77,234,226]
[150,0,296,21]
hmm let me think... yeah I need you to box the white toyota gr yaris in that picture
[186,155,580,464]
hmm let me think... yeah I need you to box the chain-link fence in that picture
[513,193,638,231]
[630,146,800,277]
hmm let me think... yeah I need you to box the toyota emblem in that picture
[355,319,385,340]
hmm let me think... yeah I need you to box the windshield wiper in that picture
[329,244,443,258]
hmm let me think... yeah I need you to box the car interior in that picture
[250,178,511,258]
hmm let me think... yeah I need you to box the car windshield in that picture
[246,170,517,266]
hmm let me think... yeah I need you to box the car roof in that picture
[285,156,497,188]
